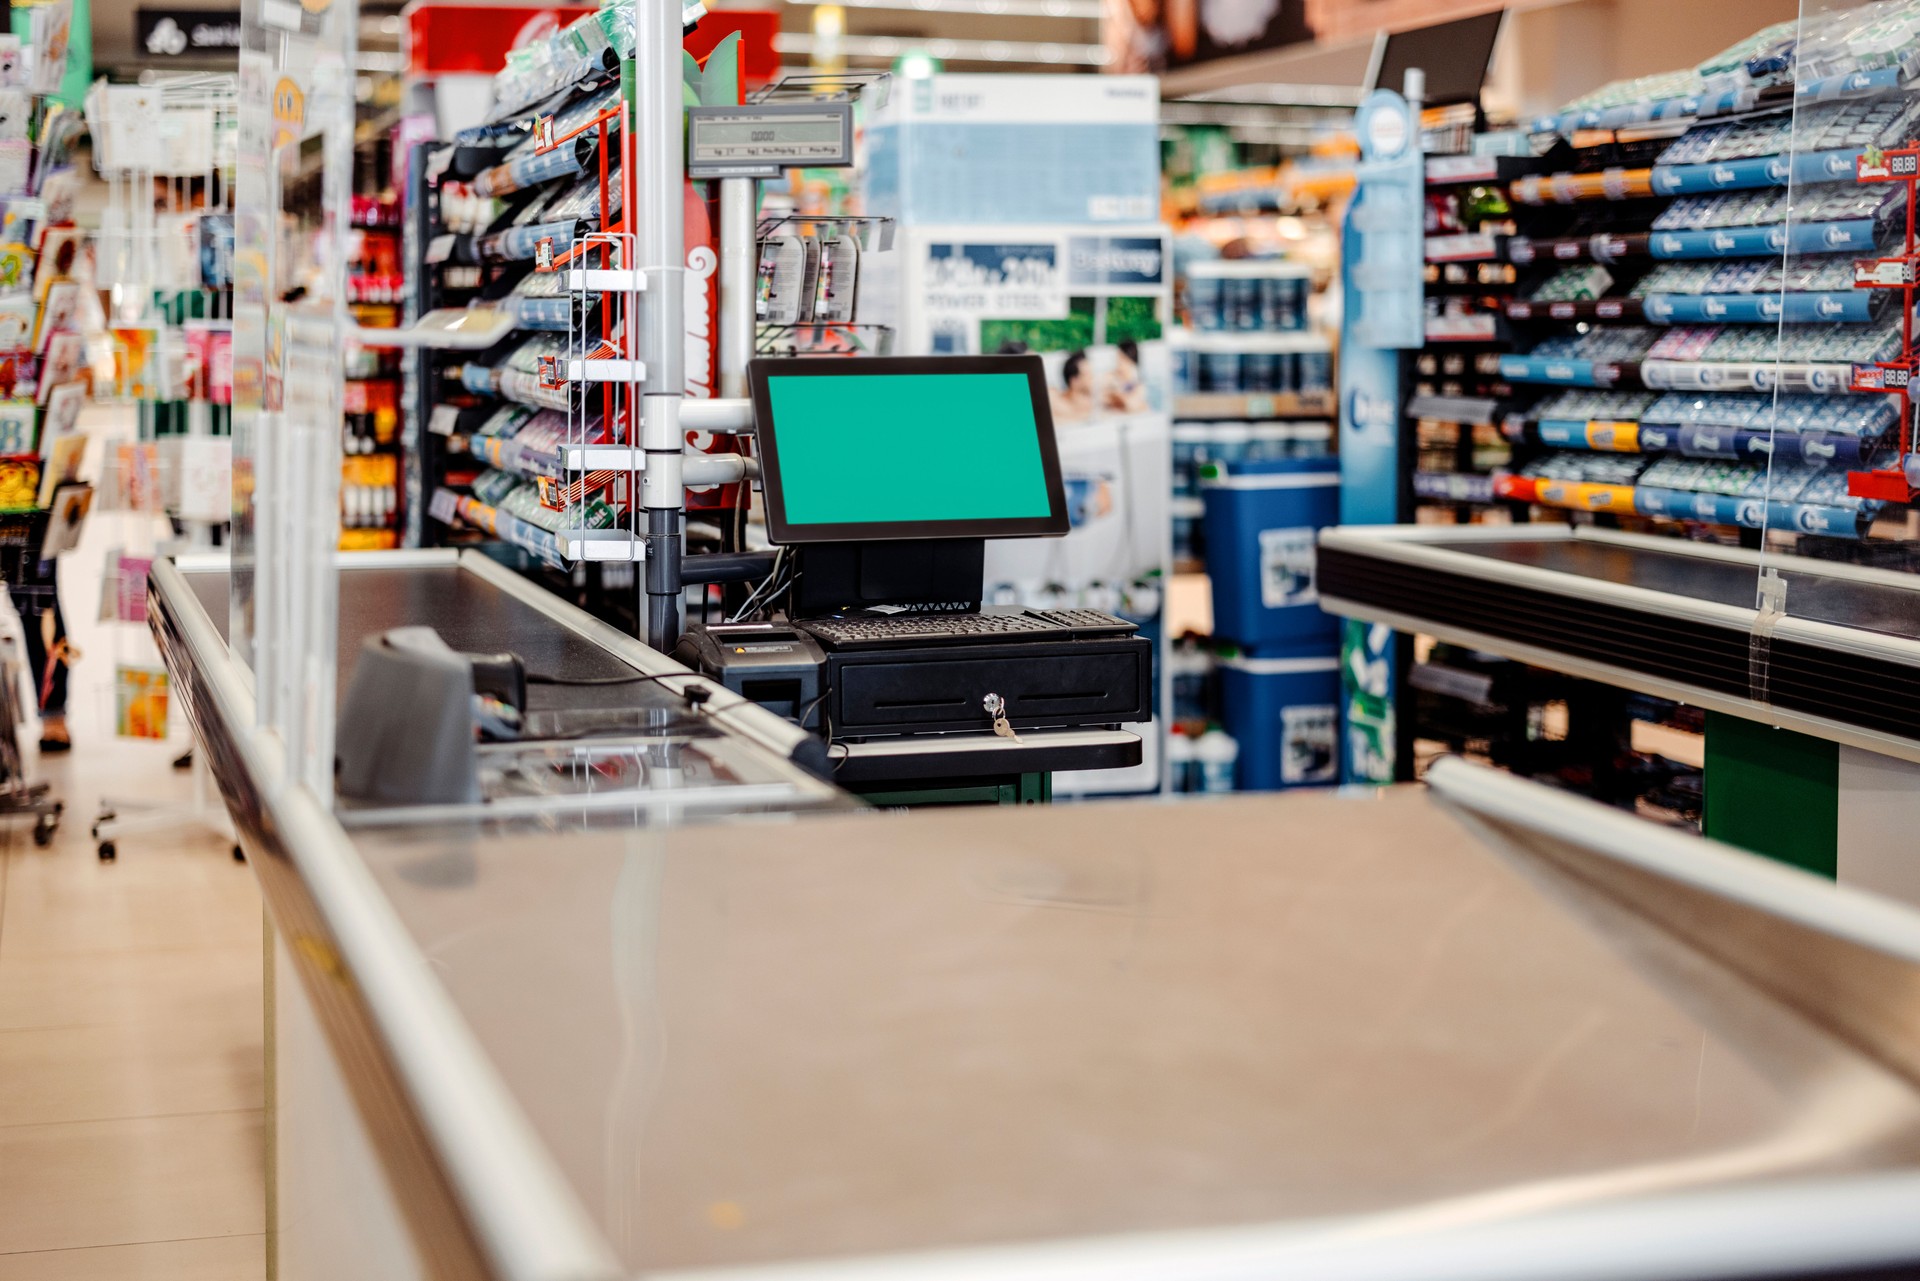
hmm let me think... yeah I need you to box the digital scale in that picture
[686,102,855,179]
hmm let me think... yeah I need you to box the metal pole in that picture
[637,0,687,648]
[718,177,755,399]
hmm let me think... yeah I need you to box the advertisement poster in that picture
[1104,0,1505,74]
[885,223,1172,795]
[115,665,169,740]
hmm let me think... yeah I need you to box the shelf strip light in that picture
[783,0,1102,17]
[773,31,1108,65]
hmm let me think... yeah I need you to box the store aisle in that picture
[0,404,265,1278]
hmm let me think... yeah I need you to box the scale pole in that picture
[637,0,687,647]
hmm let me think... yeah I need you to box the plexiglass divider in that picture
[1758,0,1920,632]
[236,0,357,796]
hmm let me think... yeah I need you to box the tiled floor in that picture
[0,403,266,1277]
[0,742,265,1279]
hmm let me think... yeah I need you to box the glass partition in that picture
[1752,0,1920,645]
[236,0,357,793]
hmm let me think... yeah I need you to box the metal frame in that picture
[1318,523,1920,766]
[153,552,624,1281]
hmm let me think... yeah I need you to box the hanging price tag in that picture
[428,489,459,524]
[427,405,460,436]
[534,115,556,151]
[535,237,555,271]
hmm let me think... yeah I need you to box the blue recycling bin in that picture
[1200,457,1341,648]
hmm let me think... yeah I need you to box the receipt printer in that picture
[674,622,828,730]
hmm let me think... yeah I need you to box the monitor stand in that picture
[790,539,985,617]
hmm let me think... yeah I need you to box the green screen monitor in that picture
[748,355,1071,544]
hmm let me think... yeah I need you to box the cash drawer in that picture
[828,637,1152,736]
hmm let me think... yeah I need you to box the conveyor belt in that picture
[181,560,685,716]
[1425,536,1920,638]
[1318,526,1920,763]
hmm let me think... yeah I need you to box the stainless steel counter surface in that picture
[152,550,1920,1281]
[348,785,1920,1278]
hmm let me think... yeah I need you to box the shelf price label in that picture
[1851,362,1913,392]
[687,103,855,179]
[1854,256,1917,287]
[1857,146,1920,182]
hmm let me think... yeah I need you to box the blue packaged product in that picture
[1172,515,1199,564]
[1187,273,1224,330]
[1173,347,1197,392]
[1200,457,1341,648]
[1272,352,1298,394]
[1242,351,1280,392]
[1297,350,1333,393]
[1200,351,1241,392]
[1171,424,1214,496]
[1217,649,1342,790]
[1225,276,1263,330]
[1262,274,1306,331]
[1169,642,1214,722]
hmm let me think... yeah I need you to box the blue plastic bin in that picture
[1200,458,1341,647]
[1217,649,1341,790]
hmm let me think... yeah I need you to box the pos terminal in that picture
[677,355,1153,741]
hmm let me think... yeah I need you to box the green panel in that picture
[765,372,1052,526]
[1703,711,1838,878]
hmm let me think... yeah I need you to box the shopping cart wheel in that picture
[96,841,115,861]
[32,813,55,847]
[232,844,244,863]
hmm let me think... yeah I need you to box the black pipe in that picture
[681,550,777,585]
[644,506,680,647]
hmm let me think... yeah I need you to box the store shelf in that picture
[1649,147,1865,196]
[459,434,565,480]
[1172,391,1334,420]
[1425,314,1509,344]
[1527,84,1783,139]
[1640,360,1855,394]
[1406,394,1505,427]
[1412,471,1498,504]
[1470,473,1872,537]
[1426,154,1549,186]
[427,487,565,566]
[1507,218,1885,266]
[1512,418,1884,468]
[1509,167,1653,205]
[1169,329,1331,354]
[1641,291,1876,325]
[1505,298,1643,323]
[1495,356,1635,389]
[1425,232,1507,264]
[1530,419,1655,452]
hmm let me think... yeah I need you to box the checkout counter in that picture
[151,548,1920,1281]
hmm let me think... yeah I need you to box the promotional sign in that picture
[1104,0,1311,75]
[1334,89,1420,785]
[895,225,1169,355]
[137,8,240,56]
[1103,0,1505,75]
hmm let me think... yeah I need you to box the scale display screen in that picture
[687,103,854,178]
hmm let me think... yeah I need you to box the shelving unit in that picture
[1410,86,1920,544]
[403,28,890,641]
[1356,10,1920,817]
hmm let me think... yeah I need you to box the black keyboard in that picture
[798,608,1136,650]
